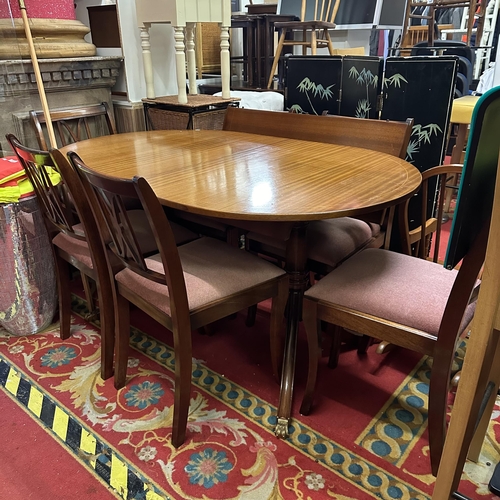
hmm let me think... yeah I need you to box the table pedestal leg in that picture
[275,222,308,438]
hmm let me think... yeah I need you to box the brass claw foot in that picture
[274,417,290,438]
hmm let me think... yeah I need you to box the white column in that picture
[220,25,230,99]
[140,23,155,99]
[186,23,197,95]
[174,26,188,104]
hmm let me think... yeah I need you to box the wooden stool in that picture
[444,95,481,214]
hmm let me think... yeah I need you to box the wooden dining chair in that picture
[267,0,341,88]
[337,163,465,361]
[6,134,118,380]
[7,135,198,381]
[29,102,120,320]
[30,102,117,150]
[223,108,413,277]
[299,86,500,476]
[70,151,289,447]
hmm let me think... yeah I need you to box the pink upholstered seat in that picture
[72,157,290,450]
[300,164,489,477]
[127,210,198,252]
[116,237,286,315]
[305,248,475,336]
[247,218,378,269]
[53,230,94,269]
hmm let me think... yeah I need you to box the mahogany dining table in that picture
[60,129,422,439]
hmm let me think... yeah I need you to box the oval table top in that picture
[60,130,422,221]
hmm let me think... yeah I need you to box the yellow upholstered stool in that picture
[450,95,480,164]
[444,95,480,214]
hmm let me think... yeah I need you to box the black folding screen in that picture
[381,57,457,235]
[285,55,458,237]
[285,55,383,119]
[285,56,343,115]
[340,56,384,119]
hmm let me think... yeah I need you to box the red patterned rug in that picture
[0,294,499,499]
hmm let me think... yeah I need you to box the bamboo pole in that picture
[18,0,57,149]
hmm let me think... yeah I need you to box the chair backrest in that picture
[30,102,116,150]
[298,0,340,22]
[332,47,365,56]
[445,85,500,269]
[431,87,500,369]
[401,24,454,49]
[69,152,189,317]
[411,40,474,65]
[399,164,463,261]
[6,134,79,239]
[223,107,413,159]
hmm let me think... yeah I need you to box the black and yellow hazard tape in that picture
[0,357,169,500]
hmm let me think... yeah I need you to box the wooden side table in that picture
[143,94,240,130]
[258,14,298,89]
[246,3,277,14]
[231,15,262,87]
[135,0,232,104]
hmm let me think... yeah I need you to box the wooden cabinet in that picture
[196,23,221,77]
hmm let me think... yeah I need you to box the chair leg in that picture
[327,324,342,369]
[299,299,321,415]
[310,30,317,55]
[54,252,72,340]
[357,335,373,355]
[171,322,193,448]
[428,353,453,476]
[269,277,289,382]
[324,29,335,55]
[81,273,98,320]
[96,281,115,381]
[246,304,257,327]
[114,293,130,389]
[267,30,287,89]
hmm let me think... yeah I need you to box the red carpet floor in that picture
[0,386,116,499]
[1,294,499,499]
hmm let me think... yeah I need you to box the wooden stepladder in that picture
[432,149,500,499]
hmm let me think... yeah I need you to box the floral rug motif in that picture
[0,296,499,500]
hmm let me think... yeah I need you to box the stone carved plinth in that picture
[0,56,122,153]
[0,18,96,59]
[0,0,96,59]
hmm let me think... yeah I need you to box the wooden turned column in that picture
[174,26,188,104]
[220,25,231,99]
[140,24,156,99]
[186,24,197,95]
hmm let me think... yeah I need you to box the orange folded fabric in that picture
[0,155,61,204]
[0,156,25,185]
